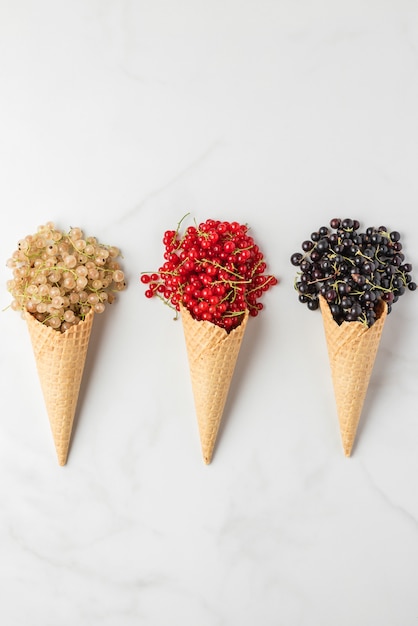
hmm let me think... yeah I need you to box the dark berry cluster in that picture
[291,218,416,326]
[141,215,277,331]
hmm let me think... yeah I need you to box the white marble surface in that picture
[1,1,418,624]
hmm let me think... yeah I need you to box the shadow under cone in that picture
[25,310,94,465]
[180,305,249,464]
[319,295,387,456]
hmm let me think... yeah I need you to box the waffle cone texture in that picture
[180,304,249,464]
[25,310,94,465]
[319,295,387,456]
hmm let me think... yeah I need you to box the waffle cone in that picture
[25,310,94,465]
[319,295,387,456]
[180,305,249,464]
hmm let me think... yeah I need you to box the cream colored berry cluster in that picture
[7,222,126,332]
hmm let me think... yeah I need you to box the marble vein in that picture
[7,522,168,590]
[118,140,222,224]
[360,463,418,531]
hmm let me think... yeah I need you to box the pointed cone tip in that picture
[202,450,213,465]
[57,450,68,466]
[342,434,353,457]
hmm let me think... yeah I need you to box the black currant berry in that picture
[291,253,303,266]
[330,218,341,229]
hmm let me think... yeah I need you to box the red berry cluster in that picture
[141,216,277,331]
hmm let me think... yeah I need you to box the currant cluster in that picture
[141,216,277,331]
[291,218,416,326]
[7,222,126,332]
